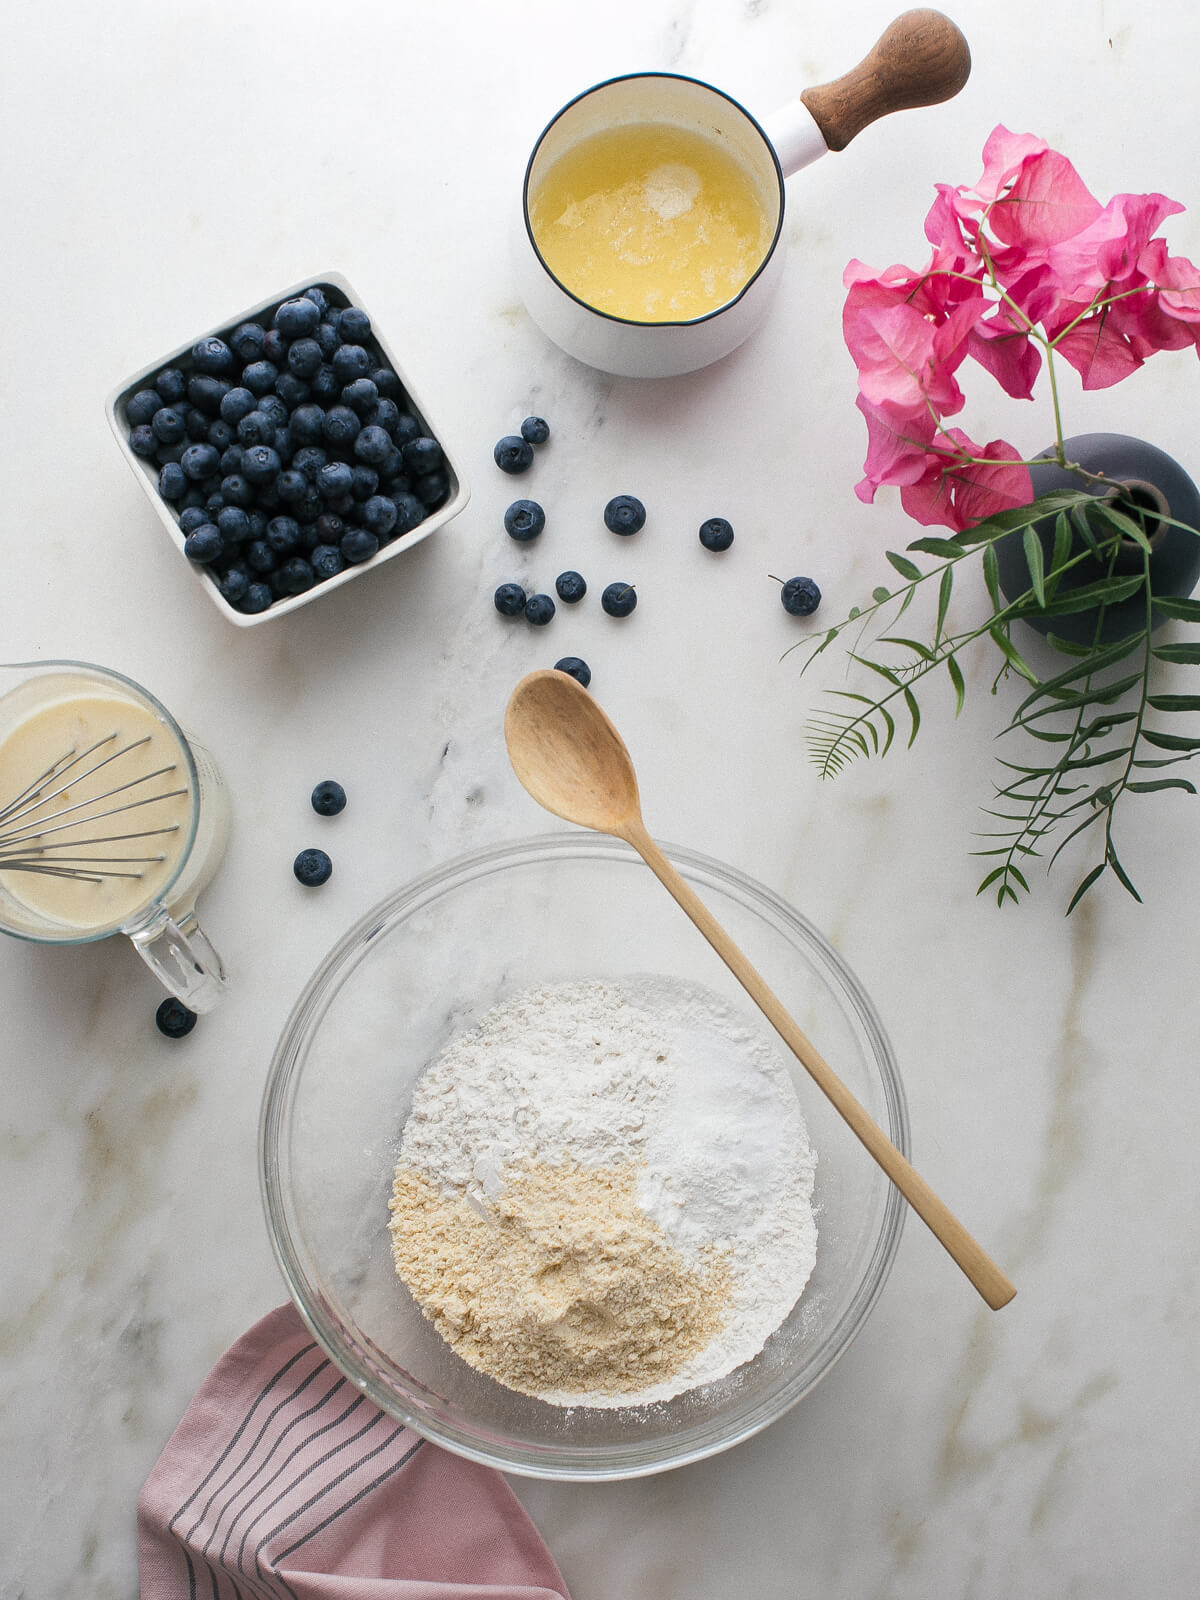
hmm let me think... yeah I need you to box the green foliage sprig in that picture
[795,489,1200,911]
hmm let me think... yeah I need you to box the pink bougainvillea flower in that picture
[946,435,1033,528]
[988,148,1102,251]
[852,394,940,504]
[843,266,984,419]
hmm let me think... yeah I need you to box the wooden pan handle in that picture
[801,9,971,152]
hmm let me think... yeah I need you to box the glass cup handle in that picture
[125,904,228,1013]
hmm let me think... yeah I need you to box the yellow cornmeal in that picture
[528,122,773,322]
[388,1158,731,1400]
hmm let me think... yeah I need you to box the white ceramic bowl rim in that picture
[260,832,909,1480]
[521,72,787,330]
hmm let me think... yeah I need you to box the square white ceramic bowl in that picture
[106,271,470,627]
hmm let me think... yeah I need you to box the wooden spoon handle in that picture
[801,9,971,152]
[622,819,1015,1311]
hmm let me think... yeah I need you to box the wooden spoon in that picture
[504,669,1016,1311]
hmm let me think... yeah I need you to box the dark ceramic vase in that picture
[993,433,1200,644]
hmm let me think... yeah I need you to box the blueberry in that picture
[318,460,354,499]
[781,576,822,616]
[274,296,322,339]
[271,426,295,465]
[181,442,220,481]
[361,495,398,537]
[341,526,380,563]
[323,405,361,450]
[261,329,288,366]
[229,321,266,362]
[221,473,254,508]
[367,397,400,434]
[129,424,157,459]
[302,285,330,316]
[155,368,187,405]
[316,321,341,359]
[127,388,163,426]
[217,505,250,541]
[521,415,550,445]
[179,505,211,534]
[247,539,276,573]
[554,656,591,688]
[152,406,186,444]
[601,581,637,617]
[525,593,555,625]
[354,424,392,467]
[192,336,235,376]
[402,436,443,476]
[294,847,333,886]
[332,343,371,384]
[699,517,734,552]
[266,515,302,555]
[413,469,448,507]
[220,444,244,476]
[339,305,372,342]
[555,570,587,604]
[290,403,326,446]
[187,374,230,415]
[351,465,379,501]
[219,566,250,605]
[257,394,289,429]
[242,360,279,397]
[180,488,208,511]
[504,499,545,541]
[311,543,345,580]
[185,407,212,442]
[238,581,274,614]
[242,444,281,483]
[287,338,323,380]
[494,582,526,616]
[237,410,275,447]
[392,492,425,534]
[314,512,344,543]
[604,495,645,535]
[342,377,379,416]
[155,997,197,1038]
[292,444,328,482]
[392,412,422,446]
[276,556,315,594]
[275,372,311,409]
[372,366,402,400]
[494,435,534,474]
[311,364,341,404]
[311,779,347,816]
[158,462,188,502]
[155,441,186,465]
[207,419,235,451]
[276,468,309,503]
[184,525,224,564]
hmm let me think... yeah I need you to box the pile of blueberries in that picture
[123,285,450,616]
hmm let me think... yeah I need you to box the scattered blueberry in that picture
[494,582,526,616]
[525,593,556,625]
[494,435,534,474]
[555,570,587,603]
[294,848,333,886]
[311,780,347,816]
[554,656,591,688]
[521,415,550,445]
[604,495,646,535]
[504,499,545,541]
[780,576,822,616]
[155,997,197,1038]
[699,517,734,552]
[601,582,637,617]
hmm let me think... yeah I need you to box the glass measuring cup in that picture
[0,661,230,1011]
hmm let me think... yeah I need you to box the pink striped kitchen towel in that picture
[138,1303,571,1600]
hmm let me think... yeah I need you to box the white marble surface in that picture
[3,1,1199,1595]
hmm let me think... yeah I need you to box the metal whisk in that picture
[0,732,187,883]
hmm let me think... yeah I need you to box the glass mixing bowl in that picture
[260,833,908,1479]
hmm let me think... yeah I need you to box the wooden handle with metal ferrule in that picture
[801,9,971,152]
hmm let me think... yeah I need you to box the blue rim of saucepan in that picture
[521,72,787,330]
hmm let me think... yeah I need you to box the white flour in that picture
[397,976,818,1406]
